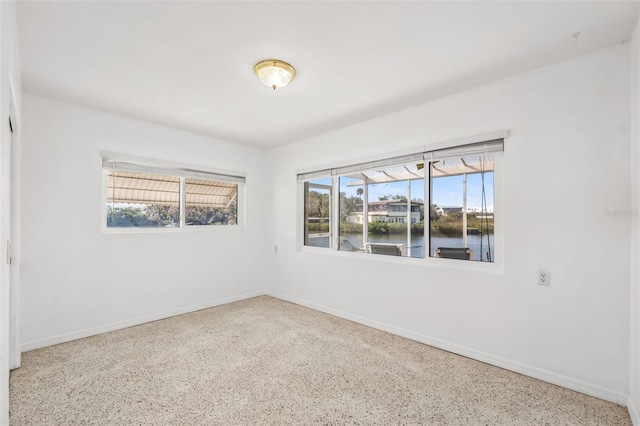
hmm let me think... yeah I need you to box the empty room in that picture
[0,0,639,424]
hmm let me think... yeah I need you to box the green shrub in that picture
[307,223,330,233]
[431,220,493,237]
[431,222,463,237]
[412,222,424,233]
[366,222,424,235]
[339,222,363,234]
[318,219,491,238]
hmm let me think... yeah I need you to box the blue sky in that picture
[320,172,494,209]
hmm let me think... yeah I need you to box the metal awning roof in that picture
[431,156,494,178]
[185,178,237,207]
[107,172,236,207]
[345,156,494,185]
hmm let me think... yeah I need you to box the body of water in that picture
[310,233,495,262]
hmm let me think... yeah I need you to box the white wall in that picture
[0,1,21,424]
[14,21,636,420]
[267,44,631,403]
[19,95,270,350]
[629,15,640,426]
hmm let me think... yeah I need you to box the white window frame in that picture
[101,152,246,233]
[296,131,507,272]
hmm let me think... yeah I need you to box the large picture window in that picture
[298,138,503,263]
[103,155,243,229]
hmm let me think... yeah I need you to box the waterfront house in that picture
[346,200,422,224]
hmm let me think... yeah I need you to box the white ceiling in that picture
[18,1,640,149]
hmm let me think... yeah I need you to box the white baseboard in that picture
[20,288,630,408]
[266,290,628,406]
[630,397,640,426]
[21,290,264,352]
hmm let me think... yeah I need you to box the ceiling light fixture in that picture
[254,59,296,90]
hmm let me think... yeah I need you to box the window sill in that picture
[299,245,504,275]
[102,224,242,234]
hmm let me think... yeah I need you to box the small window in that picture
[106,170,180,228]
[304,177,332,248]
[103,155,244,230]
[185,178,238,226]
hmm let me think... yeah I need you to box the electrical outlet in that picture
[274,245,278,254]
[538,270,550,286]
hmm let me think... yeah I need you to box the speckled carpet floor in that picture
[10,296,630,425]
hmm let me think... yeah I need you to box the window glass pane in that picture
[340,162,425,258]
[106,170,180,228]
[304,177,332,248]
[185,178,237,226]
[430,154,494,262]
[339,177,364,252]
[409,178,425,259]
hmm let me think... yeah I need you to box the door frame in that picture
[8,72,19,370]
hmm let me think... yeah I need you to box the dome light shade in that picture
[254,60,296,90]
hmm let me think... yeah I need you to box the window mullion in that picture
[363,180,369,252]
[179,177,186,228]
[331,176,339,250]
[303,182,310,246]
[425,161,430,260]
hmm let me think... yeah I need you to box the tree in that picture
[430,204,439,221]
[306,190,331,222]
[146,204,180,226]
[339,192,361,222]
[107,199,238,227]
[378,194,407,201]
[107,206,152,227]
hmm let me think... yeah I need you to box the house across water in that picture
[346,199,423,224]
